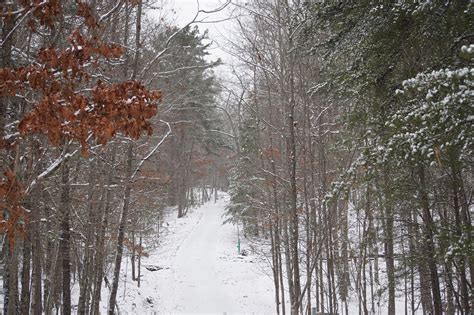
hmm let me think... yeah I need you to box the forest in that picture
[0,0,473,315]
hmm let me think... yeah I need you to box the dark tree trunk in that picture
[417,166,442,315]
[108,143,133,314]
[91,147,116,315]
[31,206,42,315]
[78,162,96,315]
[60,159,72,315]
[20,224,31,315]
[383,170,396,315]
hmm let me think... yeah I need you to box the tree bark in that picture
[31,203,42,315]
[78,161,96,315]
[383,169,396,315]
[108,143,133,314]
[20,222,31,315]
[417,166,442,315]
[109,0,141,311]
[91,147,116,315]
[60,157,72,315]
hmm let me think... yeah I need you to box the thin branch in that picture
[145,63,217,85]
[0,3,46,48]
[99,0,124,23]
[26,143,78,194]
[208,129,235,139]
[139,0,231,79]
[131,120,172,181]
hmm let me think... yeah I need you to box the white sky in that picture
[147,0,240,78]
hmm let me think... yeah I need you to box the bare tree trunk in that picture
[20,222,31,315]
[444,261,455,315]
[7,244,19,315]
[137,228,142,287]
[283,215,294,308]
[177,128,186,218]
[30,144,42,315]
[91,147,116,315]
[108,143,133,314]
[319,258,324,313]
[417,166,442,315]
[0,0,14,142]
[414,214,433,315]
[268,142,281,314]
[303,175,312,314]
[44,214,60,313]
[383,169,396,315]
[60,157,72,315]
[131,229,136,281]
[286,29,301,315]
[341,199,350,315]
[450,159,471,313]
[109,0,142,311]
[269,221,281,315]
[31,206,42,315]
[1,4,15,313]
[78,162,96,315]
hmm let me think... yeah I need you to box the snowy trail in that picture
[163,195,276,314]
[170,197,237,312]
[114,193,277,314]
[97,193,420,315]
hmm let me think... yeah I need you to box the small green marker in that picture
[237,224,241,254]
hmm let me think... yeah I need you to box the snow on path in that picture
[114,193,277,314]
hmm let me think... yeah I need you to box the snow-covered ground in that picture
[76,192,416,314]
[104,193,277,314]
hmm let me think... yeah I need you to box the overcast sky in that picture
[147,0,239,78]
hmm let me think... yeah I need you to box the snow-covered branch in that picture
[26,144,78,194]
[131,120,172,181]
